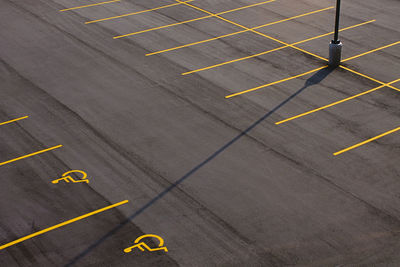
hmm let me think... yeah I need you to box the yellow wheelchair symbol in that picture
[124,234,168,253]
[52,170,89,184]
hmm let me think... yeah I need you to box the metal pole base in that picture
[329,41,342,68]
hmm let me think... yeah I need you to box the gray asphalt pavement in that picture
[0,0,400,266]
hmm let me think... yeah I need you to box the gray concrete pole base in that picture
[329,41,342,68]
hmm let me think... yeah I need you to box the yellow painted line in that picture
[0,116,29,126]
[85,0,194,24]
[60,0,120,12]
[178,0,391,93]
[340,66,400,92]
[175,5,390,100]
[275,78,400,125]
[0,145,63,167]
[342,41,400,62]
[113,0,275,39]
[176,0,328,63]
[225,66,328,98]
[0,200,129,250]
[146,6,335,56]
[334,126,400,156]
[181,20,375,75]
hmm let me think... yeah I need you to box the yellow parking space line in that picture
[181,20,375,75]
[334,126,400,156]
[0,116,29,126]
[60,0,120,12]
[225,66,328,99]
[85,0,194,24]
[0,145,63,167]
[0,200,129,250]
[275,78,400,125]
[146,6,334,56]
[113,0,275,39]
[176,0,328,62]
[342,41,400,62]
[340,66,400,92]
[178,0,392,96]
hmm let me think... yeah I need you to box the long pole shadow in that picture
[65,67,333,266]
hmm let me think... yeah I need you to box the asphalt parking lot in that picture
[0,0,399,265]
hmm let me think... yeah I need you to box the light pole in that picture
[329,0,342,68]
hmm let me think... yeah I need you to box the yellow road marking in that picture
[113,0,275,38]
[275,78,400,125]
[340,66,400,92]
[85,0,194,24]
[60,0,120,12]
[0,145,63,167]
[0,116,29,126]
[225,66,328,98]
[176,0,328,64]
[124,234,168,253]
[342,41,400,62]
[52,170,90,184]
[334,126,400,156]
[175,1,399,159]
[0,200,129,250]
[175,0,393,101]
[181,20,375,75]
[146,6,335,56]
[224,42,399,99]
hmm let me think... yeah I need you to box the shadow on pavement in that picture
[66,66,333,266]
